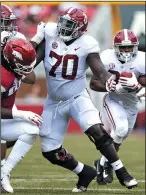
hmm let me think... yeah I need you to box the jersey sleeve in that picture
[84,35,100,54]
[137,51,145,76]
[100,49,111,71]
[1,66,14,92]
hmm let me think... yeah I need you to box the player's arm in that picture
[87,53,115,92]
[1,102,42,125]
[22,71,36,84]
[30,22,45,68]
[1,107,13,119]
[30,22,45,50]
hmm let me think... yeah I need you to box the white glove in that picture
[31,22,46,44]
[136,87,145,98]
[106,75,117,92]
[12,107,42,126]
[119,73,141,90]
[115,83,127,94]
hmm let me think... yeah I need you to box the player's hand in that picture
[12,108,43,126]
[36,22,46,40]
[106,75,116,92]
[31,22,46,44]
[119,73,140,90]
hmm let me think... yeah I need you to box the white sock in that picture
[73,162,84,174]
[100,156,107,166]
[1,159,6,167]
[2,140,33,175]
[111,159,123,171]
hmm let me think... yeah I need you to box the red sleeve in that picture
[1,66,15,91]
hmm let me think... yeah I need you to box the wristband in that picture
[31,35,43,45]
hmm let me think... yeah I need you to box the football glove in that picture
[31,22,46,44]
[12,107,42,126]
[106,75,116,92]
[119,73,141,91]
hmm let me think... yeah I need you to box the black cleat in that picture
[72,164,96,192]
[116,167,138,189]
[104,161,113,183]
[94,159,106,185]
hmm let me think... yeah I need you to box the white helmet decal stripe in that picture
[67,7,75,14]
[124,29,129,41]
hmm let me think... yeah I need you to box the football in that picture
[120,72,132,78]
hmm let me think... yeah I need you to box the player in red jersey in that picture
[1,37,42,193]
[1,3,30,168]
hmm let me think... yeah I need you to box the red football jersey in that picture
[1,65,21,109]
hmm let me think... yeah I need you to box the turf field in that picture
[8,134,145,195]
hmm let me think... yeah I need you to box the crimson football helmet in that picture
[1,4,18,32]
[57,7,88,42]
[113,29,139,63]
[3,38,36,76]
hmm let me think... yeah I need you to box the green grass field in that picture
[8,134,145,195]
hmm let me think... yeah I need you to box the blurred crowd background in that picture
[5,2,145,133]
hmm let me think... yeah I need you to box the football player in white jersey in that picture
[1,4,43,193]
[90,29,145,185]
[31,8,138,192]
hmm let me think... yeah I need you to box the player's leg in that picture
[6,141,17,149]
[1,140,17,168]
[70,90,137,189]
[99,95,130,184]
[40,97,96,192]
[1,140,7,167]
[1,119,39,193]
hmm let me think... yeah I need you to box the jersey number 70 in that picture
[49,51,78,80]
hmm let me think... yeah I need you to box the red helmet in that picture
[113,29,139,63]
[57,7,88,42]
[1,4,18,32]
[3,38,36,76]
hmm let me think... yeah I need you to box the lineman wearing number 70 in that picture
[31,7,138,192]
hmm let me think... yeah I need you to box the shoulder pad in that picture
[15,32,26,40]
[45,22,57,38]
[78,35,100,54]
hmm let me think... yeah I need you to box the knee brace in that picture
[85,124,113,150]
[19,134,38,145]
[42,147,78,170]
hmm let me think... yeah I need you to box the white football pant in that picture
[40,89,102,152]
[103,94,138,144]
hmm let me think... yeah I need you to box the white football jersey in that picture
[100,49,145,105]
[44,22,100,101]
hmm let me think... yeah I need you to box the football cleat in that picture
[1,171,13,193]
[72,164,96,192]
[94,159,106,185]
[103,161,113,183]
[116,167,138,189]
